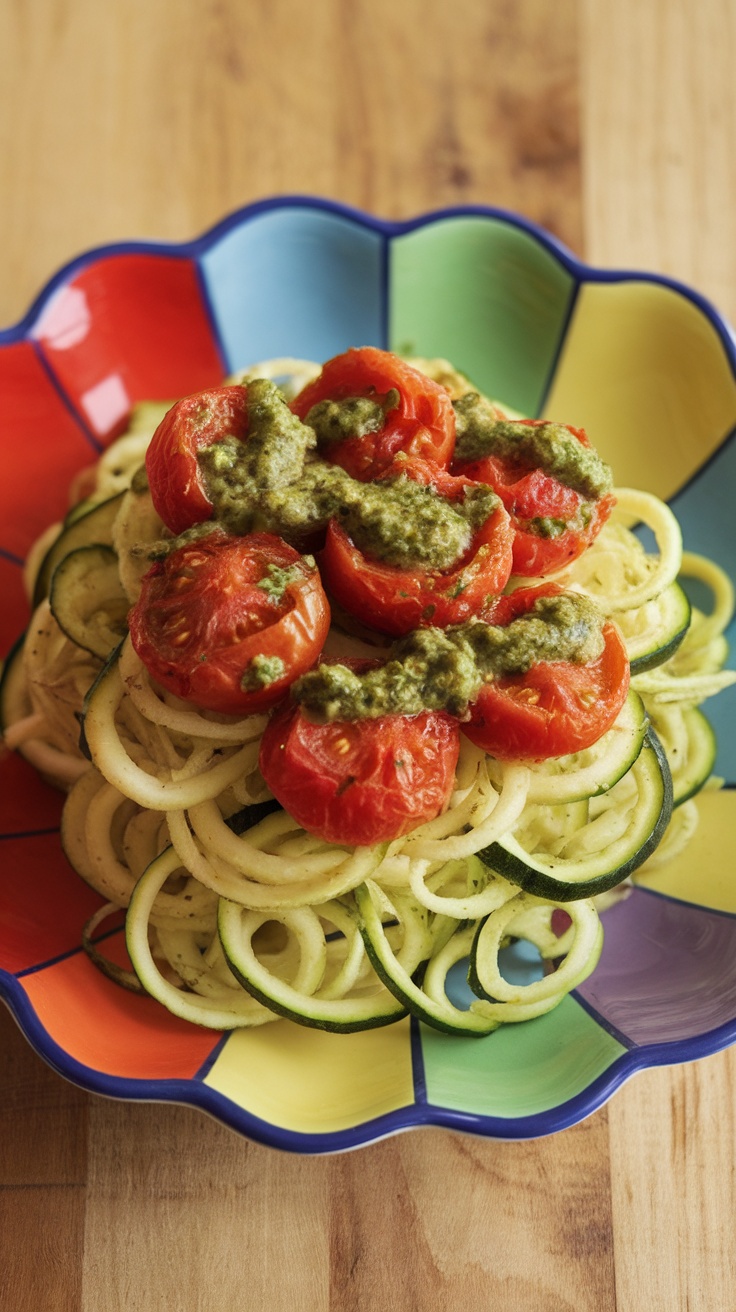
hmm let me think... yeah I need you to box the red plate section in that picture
[0,342,96,560]
[0,557,30,654]
[0,754,64,837]
[0,832,100,972]
[34,254,224,443]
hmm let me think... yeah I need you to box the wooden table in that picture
[2,3,735,1307]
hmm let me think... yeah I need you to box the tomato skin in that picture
[319,461,514,635]
[145,386,249,535]
[291,347,455,480]
[462,584,630,762]
[128,532,331,716]
[453,422,614,576]
[259,697,460,845]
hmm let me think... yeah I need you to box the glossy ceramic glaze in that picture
[2,198,736,1151]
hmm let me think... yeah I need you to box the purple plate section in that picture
[577,886,736,1045]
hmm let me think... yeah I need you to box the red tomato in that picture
[462,584,630,761]
[454,422,614,576]
[319,461,514,635]
[291,347,455,480]
[128,532,331,715]
[259,694,460,846]
[145,385,249,534]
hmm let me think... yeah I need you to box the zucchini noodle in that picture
[3,356,734,1038]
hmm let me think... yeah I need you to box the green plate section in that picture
[389,216,576,416]
[420,995,626,1119]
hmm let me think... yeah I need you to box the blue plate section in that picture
[199,206,386,371]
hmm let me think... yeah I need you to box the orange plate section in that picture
[20,950,221,1080]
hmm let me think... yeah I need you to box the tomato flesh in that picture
[128,532,331,715]
[319,461,514,635]
[145,386,249,535]
[291,347,455,480]
[259,697,460,845]
[454,422,614,576]
[462,584,630,761]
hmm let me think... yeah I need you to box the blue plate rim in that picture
[3,194,736,1150]
[2,194,736,380]
[4,950,736,1153]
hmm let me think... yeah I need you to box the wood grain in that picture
[582,0,736,322]
[608,1055,736,1312]
[2,1,736,1308]
[0,0,582,328]
[0,1006,87,1312]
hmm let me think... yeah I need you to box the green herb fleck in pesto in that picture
[453,392,613,499]
[241,653,286,692]
[294,592,605,721]
[306,389,399,447]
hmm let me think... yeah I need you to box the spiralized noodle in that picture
[3,357,735,1035]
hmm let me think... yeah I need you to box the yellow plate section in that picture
[204,1017,414,1134]
[545,280,736,499]
[634,789,736,913]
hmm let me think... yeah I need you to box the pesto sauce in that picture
[241,654,286,691]
[256,561,309,602]
[306,389,399,448]
[196,385,500,571]
[453,392,613,500]
[294,592,606,721]
[197,377,316,518]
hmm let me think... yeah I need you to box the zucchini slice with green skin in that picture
[32,491,124,607]
[226,798,283,834]
[477,730,673,902]
[627,581,691,674]
[49,544,128,660]
[83,902,146,994]
[218,897,407,1032]
[78,638,125,761]
[467,894,603,1019]
[355,882,498,1036]
[673,708,717,806]
[0,633,26,732]
[60,766,107,886]
[126,847,274,1029]
[522,690,649,805]
[653,705,717,807]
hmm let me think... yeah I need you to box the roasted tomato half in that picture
[145,386,249,535]
[319,460,514,635]
[259,691,460,846]
[462,584,630,761]
[291,347,455,480]
[128,531,331,716]
[454,422,614,576]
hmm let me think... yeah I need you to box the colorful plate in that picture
[2,198,736,1151]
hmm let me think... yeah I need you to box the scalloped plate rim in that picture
[3,196,736,1150]
[3,194,736,374]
